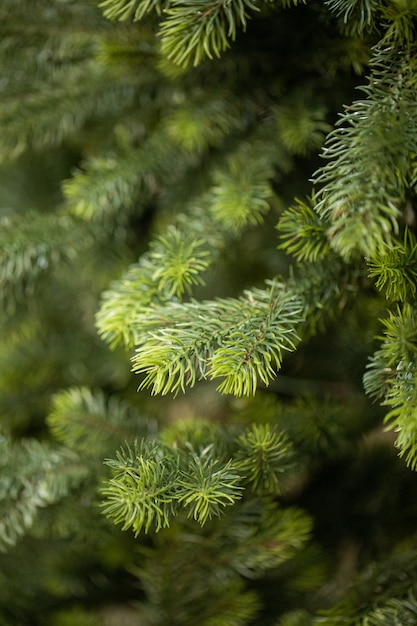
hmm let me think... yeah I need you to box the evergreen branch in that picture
[325,0,382,32]
[101,442,179,534]
[360,594,417,626]
[96,256,166,350]
[0,435,87,552]
[234,424,294,494]
[64,127,191,221]
[132,281,304,397]
[313,45,417,259]
[364,304,417,468]
[0,213,92,313]
[159,0,261,67]
[367,229,417,302]
[99,0,167,21]
[101,421,299,534]
[288,256,360,337]
[209,148,274,232]
[273,93,331,156]
[149,226,211,298]
[63,150,148,222]
[177,457,243,523]
[165,90,250,154]
[0,66,136,161]
[277,196,331,262]
[47,387,150,457]
[229,501,312,578]
[380,2,417,44]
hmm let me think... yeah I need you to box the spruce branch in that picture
[159,0,260,67]
[177,457,243,523]
[132,281,304,397]
[0,435,87,552]
[364,304,417,468]
[313,44,417,259]
[229,502,312,578]
[101,442,179,534]
[149,226,211,298]
[277,196,332,262]
[234,424,294,494]
[325,0,382,32]
[209,148,274,232]
[47,387,150,457]
[99,0,167,21]
[367,229,417,301]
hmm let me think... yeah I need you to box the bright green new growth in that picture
[101,421,300,533]
[131,282,303,396]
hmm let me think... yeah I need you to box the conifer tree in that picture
[1,0,417,625]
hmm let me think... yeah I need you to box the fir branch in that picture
[0,66,136,161]
[100,421,300,534]
[96,255,165,350]
[0,213,92,313]
[47,387,150,457]
[159,0,261,67]
[165,90,251,154]
[313,45,417,259]
[0,435,87,552]
[325,0,382,32]
[101,441,179,534]
[149,226,210,298]
[132,281,304,397]
[367,229,417,302]
[64,127,191,221]
[360,594,417,626]
[364,304,417,468]
[99,0,167,21]
[380,1,417,45]
[274,93,331,156]
[209,147,274,232]
[277,196,331,262]
[177,457,243,523]
[234,424,294,494]
[229,501,312,578]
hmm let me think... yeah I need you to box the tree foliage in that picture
[1,0,417,624]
